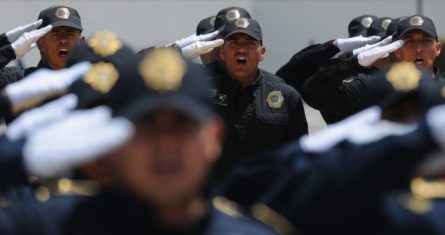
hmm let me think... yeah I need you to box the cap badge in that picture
[235,18,250,29]
[139,48,186,92]
[361,17,373,28]
[84,62,119,94]
[55,7,70,19]
[386,62,421,91]
[209,16,216,26]
[267,91,284,108]
[409,16,424,26]
[88,31,123,57]
[225,9,241,21]
[381,19,392,30]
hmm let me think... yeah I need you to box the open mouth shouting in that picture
[58,48,69,57]
[236,56,247,65]
[414,57,424,66]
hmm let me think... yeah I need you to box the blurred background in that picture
[1,0,444,131]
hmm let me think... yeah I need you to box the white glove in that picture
[352,36,393,55]
[181,39,224,59]
[4,61,91,111]
[300,106,381,152]
[5,19,42,43]
[357,40,404,67]
[23,106,134,178]
[426,104,445,150]
[335,35,381,53]
[6,94,78,142]
[12,25,52,58]
[173,30,220,48]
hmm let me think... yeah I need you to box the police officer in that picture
[301,17,405,123]
[204,6,252,76]
[210,17,308,178]
[0,5,84,85]
[393,15,443,79]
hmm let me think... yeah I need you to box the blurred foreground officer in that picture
[211,17,308,177]
[0,48,279,235]
[0,5,84,85]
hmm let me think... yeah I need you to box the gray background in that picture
[0,0,443,131]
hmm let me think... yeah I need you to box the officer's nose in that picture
[415,43,423,53]
[59,37,69,45]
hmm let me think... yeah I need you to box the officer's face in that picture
[37,26,84,70]
[219,33,265,85]
[394,30,442,72]
[104,110,223,206]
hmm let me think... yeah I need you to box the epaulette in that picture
[212,196,243,218]
[31,178,100,202]
[411,177,445,199]
[251,203,302,235]
[398,177,445,215]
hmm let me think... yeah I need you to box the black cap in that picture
[364,62,434,109]
[107,47,214,122]
[38,5,82,31]
[222,18,262,41]
[367,17,393,38]
[396,15,437,40]
[213,6,251,32]
[67,31,135,109]
[197,16,216,35]
[385,17,407,38]
[348,15,378,37]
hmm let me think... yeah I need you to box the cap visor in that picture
[117,94,212,122]
[398,28,437,40]
[224,29,261,41]
[51,21,83,31]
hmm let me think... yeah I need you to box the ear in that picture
[394,47,402,60]
[435,41,442,57]
[79,35,86,43]
[37,37,45,52]
[218,45,226,62]
[259,45,266,61]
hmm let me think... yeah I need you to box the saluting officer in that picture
[210,17,308,177]
[0,6,84,86]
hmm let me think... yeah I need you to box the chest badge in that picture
[266,90,284,108]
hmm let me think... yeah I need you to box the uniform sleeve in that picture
[0,94,14,120]
[0,136,28,185]
[0,67,24,90]
[287,87,308,140]
[301,56,365,114]
[0,45,16,68]
[276,40,339,92]
[0,33,10,48]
